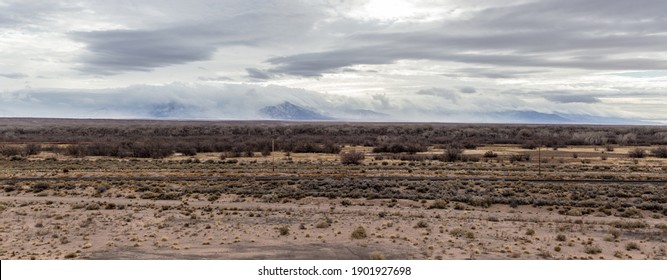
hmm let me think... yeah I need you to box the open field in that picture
[1,119,666,260]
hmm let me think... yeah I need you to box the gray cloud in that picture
[545,95,601,104]
[265,0,667,77]
[459,87,477,94]
[416,88,459,102]
[0,1,71,28]
[198,76,233,82]
[246,68,273,80]
[0,72,28,79]
[70,27,222,74]
[68,1,327,75]
[445,68,546,79]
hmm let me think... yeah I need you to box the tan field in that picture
[1,144,667,260]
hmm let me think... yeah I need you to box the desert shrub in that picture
[261,147,271,156]
[483,151,498,158]
[0,145,22,157]
[415,220,428,228]
[628,148,647,158]
[584,245,602,254]
[463,142,477,149]
[351,226,367,239]
[450,228,474,239]
[440,145,463,162]
[85,203,100,210]
[278,225,289,236]
[4,186,16,192]
[606,145,615,152]
[24,144,41,156]
[625,242,640,251]
[610,220,648,229]
[177,147,197,156]
[9,155,24,161]
[372,142,426,154]
[608,229,621,240]
[465,195,490,208]
[0,201,11,212]
[398,154,428,161]
[368,252,386,260]
[617,207,643,218]
[429,199,448,209]
[32,183,50,193]
[315,219,331,228]
[208,193,221,202]
[64,253,77,259]
[556,234,567,242]
[509,154,530,162]
[525,228,535,236]
[340,151,365,165]
[651,146,667,158]
[521,142,537,150]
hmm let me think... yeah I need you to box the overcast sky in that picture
[1,0,666,123]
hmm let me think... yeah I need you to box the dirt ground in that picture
[1,145,666,260]
[1,191,666,260]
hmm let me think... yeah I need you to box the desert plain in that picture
[1,119,666,260]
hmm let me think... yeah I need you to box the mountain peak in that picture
[259,102,332,120]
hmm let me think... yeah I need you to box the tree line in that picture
[1,120,666,159]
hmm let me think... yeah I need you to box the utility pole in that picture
[538,145,541,176]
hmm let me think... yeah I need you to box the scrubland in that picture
[1,119,666,259]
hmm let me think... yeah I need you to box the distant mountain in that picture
[149,101,190,118]
[339,109,390,120]
[489,111,646,125]
[498,111,571,124]
[259,102,333,120]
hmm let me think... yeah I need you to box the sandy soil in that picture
[1,191,665,260]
